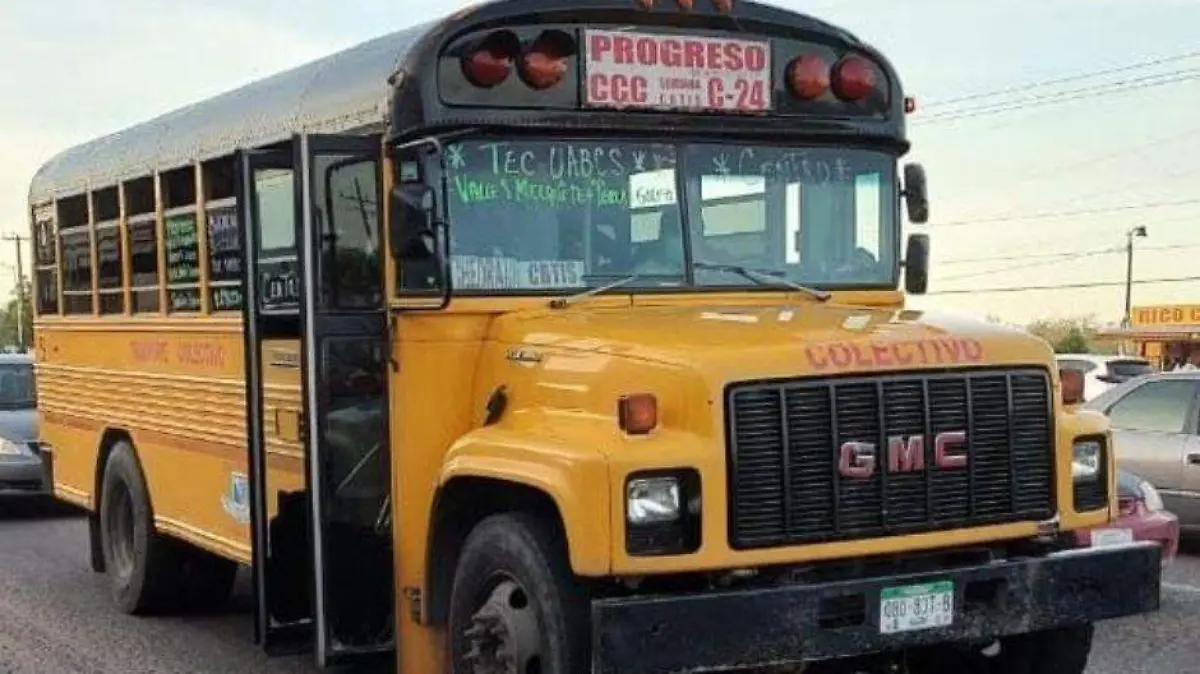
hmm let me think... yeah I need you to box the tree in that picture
[0,280,33,351]
[1025,315,1112,354]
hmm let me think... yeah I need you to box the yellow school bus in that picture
[28,1,1158,672]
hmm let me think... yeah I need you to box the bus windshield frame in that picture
[397,135,901,298]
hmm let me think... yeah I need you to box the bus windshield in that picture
[433,138,898,294]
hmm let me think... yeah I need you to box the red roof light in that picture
[520,31,575,90]
[462,31,520,88]
[831,54,877,101]
[786,54,830,100]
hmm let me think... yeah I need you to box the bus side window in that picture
[32,202,58,317]
[203,157,243,313]
[125,176,160,314]
[58,193,91,315]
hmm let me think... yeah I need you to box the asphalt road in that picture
[1,499,1196,673]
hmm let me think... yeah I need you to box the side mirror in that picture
[389,182,452,310]
[389,184,435,261]
[904,233,930,295]
[902,163,929,224]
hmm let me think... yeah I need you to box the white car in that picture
[1056,353,1154,401]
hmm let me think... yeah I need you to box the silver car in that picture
[0,353,46,497]
[1084,370,1200,528]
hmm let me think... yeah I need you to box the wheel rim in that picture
[461,578,542,674]
[107,483,136,579]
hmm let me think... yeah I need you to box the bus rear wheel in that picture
[447,513,588,674]
[99,441,181,614]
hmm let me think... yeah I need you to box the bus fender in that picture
[438,428,612,577]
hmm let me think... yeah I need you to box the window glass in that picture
[34,216,55,265]
[165,213,201,312]
[409,139,682,292]
[206,206,243,311]
[61,229,92,314]
[403,139,898,295]
[36,269,58,315]
[256,169,295,255]
[312,155,381,310]
[685,144,895,287]
[0,363,35,409]
[96,225,123,315]
[129,218,159,313]
[1107,380,1196,433]
[253,168,299,313]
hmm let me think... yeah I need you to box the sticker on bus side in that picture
[221,472,250,524]
[583,30,771,113]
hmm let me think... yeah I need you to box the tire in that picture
[98,441,182,614]
[447,512,588,674]
[907,624,1094,674]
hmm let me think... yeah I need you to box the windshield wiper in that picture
[549,274,643,309]
[693,262,830,302]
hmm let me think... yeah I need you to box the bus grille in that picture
[726,368,1055,550]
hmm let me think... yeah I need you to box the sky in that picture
[2,0,1199,325]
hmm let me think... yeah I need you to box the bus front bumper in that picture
[591,541,1161,674]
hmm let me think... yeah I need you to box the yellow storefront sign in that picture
[1131,304,1200,327]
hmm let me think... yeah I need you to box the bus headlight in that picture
[627,477,680,525]
[625,470,702,556]
[1072,440,1102,483]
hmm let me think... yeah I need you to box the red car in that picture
[1075,468,1179,565]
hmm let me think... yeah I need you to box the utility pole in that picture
[2,234,29,352]
[1121,226,1147,357]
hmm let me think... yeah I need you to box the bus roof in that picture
[29,20,435,203]
[30,0,886,205]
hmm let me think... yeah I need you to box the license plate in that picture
[879,581,954,634]
[1090,527,1134,548]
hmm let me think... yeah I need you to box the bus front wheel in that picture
[99,441,180,614]
[447,512,588,674]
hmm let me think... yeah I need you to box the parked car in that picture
[1057,353,1153,402]
[1074,468,1179,565]
[0,353,46,497]
[1083,370,1200,529]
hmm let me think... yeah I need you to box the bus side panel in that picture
[33,319,284,564]
[392,314,494,674]
[38,409,102,509]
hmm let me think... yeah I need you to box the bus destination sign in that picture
[583,29,771,114]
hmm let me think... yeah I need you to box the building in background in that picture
[1097,304,1200,370]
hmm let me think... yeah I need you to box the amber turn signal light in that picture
[1060,368,1084,405]
[619,394,658,434]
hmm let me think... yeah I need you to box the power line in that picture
[931,197,1200,227]
[945,125,1200,200]
[936,248,1117,282]
[941,242,1200,265]
[914,70,1200,125]
[927,275,1200,296]
[923,49,1200,108]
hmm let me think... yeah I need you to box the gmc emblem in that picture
[838,431,967,479]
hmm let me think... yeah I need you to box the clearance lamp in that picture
[1060,368,1085,406]
[461,31,520,88]
[786,54,831,100]
[831,55,877,101]
[519,31,575,90]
